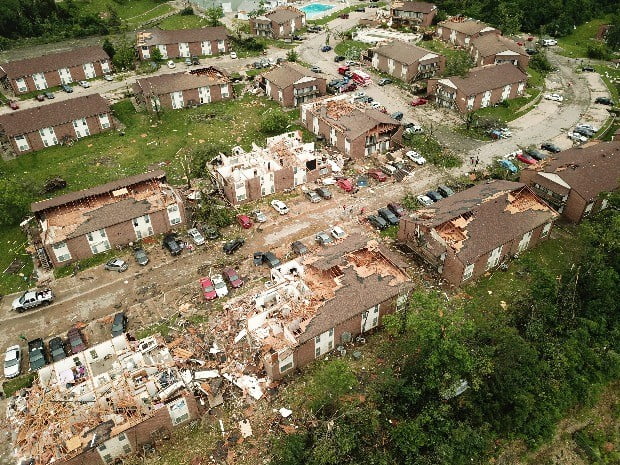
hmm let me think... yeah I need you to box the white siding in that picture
[132,214,154,239]
[83,62,96,79]
[361,304,380,332]
[73,118,90,138]
[38,127,58,147]
[14,135,30,152]
[314,328,334,358]
[52,241,71,262]
[167,203,182,225]
[86,228,111,254]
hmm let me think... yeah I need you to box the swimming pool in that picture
[301,3,334,17]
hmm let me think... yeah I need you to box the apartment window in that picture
[279,352,294,373]
[486,245,503,270]
[541,222,552,238]
[122,444,132,454]
[167,203,182,225]
[98,444,107,451]
[103,455,113,464]
[463,263,474,281]
[14,135,30,152]
[118,433,126,441]
[15,77,27,93]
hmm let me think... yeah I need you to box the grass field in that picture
[0,225,35,295]
[78,0,174,23]
[156,13,210,30]
[557,16,613,58]
[334,40,368,57]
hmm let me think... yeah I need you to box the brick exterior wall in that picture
[250,15,305,39]
[372,53,445,82]
[137,83,232,111]
[8,59,111,95]
[7,112,113,154]
[302,107,368,159]
[60,392,200,465]
[470,49,530,71]
[266,297,400,380]
[266,78,327,107]
[137,40,227,60]
[390,8,436,27]
[44,199,185,267]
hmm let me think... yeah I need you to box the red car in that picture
[67,327,87,355]
[236,214,253,229]
[200,277,218,301]
[367,169,387,182]
[340,82,357,93]
[517,153,537,165]
[410,98,428,106]
[223,267,244,288]
[336,178,354,192]
[8,101,19,110]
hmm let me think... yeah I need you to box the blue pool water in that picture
[301,3,334,16]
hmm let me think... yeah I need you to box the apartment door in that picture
[73,118,91,138]
[32,72,48,90]
[58,68,73,84]
[83,62,96,79]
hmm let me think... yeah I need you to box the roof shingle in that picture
[438,19,497,36]
[393,1,436,13]
[470,34,527,57]
[441,63,527,96]
[136,27,228,47]
[262,62,322,89]
[373,41,441,65]
[133,67,229,95]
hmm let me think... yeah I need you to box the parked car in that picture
[223,237,244,254]
[211,274,228,297]
[223,267,244,288]
[405,150,426,165]
[378,78,392,86]
[568,131,588,142]
[305,190,322,203]
[541,142,561,153]
[191,56,200,65]
[237,214,253,229]
[200,276,218,301]
[104,258,128,272]
[185,58,192,66]
[516,152,537,164]
[355,6,365,11]
[252,210,268,223]
[575,123,599,132]
[544,93,563,102]
[61,84,73,93]
[391,111,404,121]
[271,199,289,215]
[111,312,128,337]
[498,159,518,173]
[8,100,19,110]
[163,235,182,255]
[525,147,546,161]
[573,126,594,137]
[12,289,54,313]
[525,48,538,55]
[28,338,47,371]
[336,178,355,192]
[410,97,428,106]
[67,328,87,355]
[381,163,398,176]
[310,66,322,73]
[595,97,614,106]
[367,169,388,181]
[330,226,346,239]
[35,94,45,102]
[4,345,21,379]
[417,194,434,206]
[187,228,205,245]
[321,45,332,52]
[167,60,176,69]
[426,191,444,202]
[291,240,308,255]
[582,65,595,72]
[378,207,399,225]
[387,202,406,217]
[230,51,238,59]
[541,38,557,46]
[78,80,90,88]
[315,232,333,245]
[48,337,67,362]
[367,214,388,230]
[334,55,346,62]
[404,125,424,137]
[315,186,332,199]
[134,247,149,266]
[103,74,113,81]
[44,91,55,99]
[437,185,455,197]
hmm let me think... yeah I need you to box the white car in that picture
[252,210,268,223]
[417,195,434,207]
[354,91,366,98]
[4,345,21,379]
[369,101,382,109]
[405,150,426,165]
[78,80,90,88]
[167,60,176,69]
[103,74,113,81]
[544,93,563,102]
[505,149,523,159]
[575,123,598,132]
[568,131,588,142]
[271,199,289,215]
[187,228,205,245]
[330,226,346,239]
[230,51,238,59]
[212,274,228,297]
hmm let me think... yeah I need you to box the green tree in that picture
[112,37,136,70]
[586,41,611,60]
[150,47,163,63]
[260,109,289,134]
[605,14,620,51]
[204,7,224,27]
[528,52,554,73]
[305,360,357,416]
[102,38,116,59]
[442,50,474,77]
[190,143,226,178]
[286,49,299,62]
[195,199,233,228]
[0,178,34,226]
[495,2,523,36]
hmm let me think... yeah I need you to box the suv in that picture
[48,337,67,362]
[595,97,614,106]
[61,84,73,93]
[525,147,547,160]
[223,267,244,288]
[437,185,455,197]
[271,199,289,215]
[315,232,333,245]
[336,178,354,192]
[387,202,405,217]
[223,237,244,254]
[67,328,87,354]
[187,228,205,245]
[426,191,444,202]
[305,190,321,203]
[28,338,47,372]
[134,247,149,266]
[291,240,308,255]
[163,235,182,255]
[237,214,253,229]
[378,208,399,226]
[104,258,128,272]
[111,312,128,337]
[367,214,388,230]
[4,345,22,378]
[541,142,561,153]
[315,186,332,199]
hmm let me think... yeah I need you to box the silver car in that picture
[187,228,205,245]
[104,258,128,272]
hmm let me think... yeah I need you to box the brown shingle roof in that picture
[134,67,229,96]
[0,94,110,138]
[31,170,166,213]
[530,141,620,201]
[264,7,305,24]
[68,198,152,239]
[373,41,441,65]
[262,62,323,89]
[470,34,526,57]
[136,27,228,47]
[444,63,527,96]
[394,1,436,13]
[408,181,557,263]
[439,19,496,36]
[0,46,109,80]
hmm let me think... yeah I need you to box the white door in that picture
[178,42,190,57]
[15,78,28,92]
[201,41,212,55]
[167,204,182,225]
[314,328,334,358]
[141,46,150,59]
[38,127,58,147]
[14,135,30,152]
[87,229,111,254]
[517,82,525,94]
[361,304,380,332]
[171,91,184,109]
[401,64,408,80]
[198,86,211,104]
[132,214,154,239]
[73,118,91,138]
[486,245,503,269]
[99,114,111,129]
[83,62,96,79]
[32,72,48,90]
[312,116,319,134]
[157,44,168,59]
[220,84,230,98]
[218,40,226,52]
[58,68,73,84]
[259,172,275,196]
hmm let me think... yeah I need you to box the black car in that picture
[426,191,444,202]
[111,312,128,337]
[378,207,399,226]
[355,7,365,11]
[254,251,281,268]
[61,84,73,93]
[163,235,182,256]
[28,338,48,372]
[582,65,595,72]
[223,237,244,254]
[525,147,547,160]
[595,97,614,106]
[334,55,346,62]
[525,48,538,55]
[315,186,332,199]
[191,56,200,65]
[378,78,392,86]
[437,185,455,197]
[44,91,55,99]
[387,202,405,217]
[134,247,149,266]
[367,214,388,230]
[291,240,308,256]
[48,337,67,362]
[391,111,404,121]
[573,127,594,137]
[541,142,561,153]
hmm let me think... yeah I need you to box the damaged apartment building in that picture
[29,170,185,269]
[232,234,413,380]
[398,181,557,285]
[214,130,332,204]
[6,335,201,465]
[301,94,401,159]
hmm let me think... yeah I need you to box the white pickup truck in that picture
[12,289,54,313]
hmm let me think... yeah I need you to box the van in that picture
[381,163,398,176]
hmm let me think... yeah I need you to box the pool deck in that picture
[297,0,348,19]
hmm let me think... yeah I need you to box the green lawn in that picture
[0,225,35,295]
[557,16,613,58]
[2,373,36,397]
[78,0,173,21]
[594,64,620,102]
[334,40,368,57]
[156,13,210,30]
